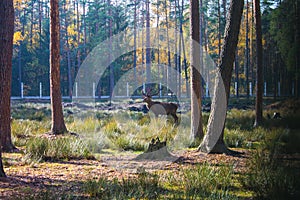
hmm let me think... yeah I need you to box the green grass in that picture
[24,136,94,162]
[82,164,238,199]
[8,100,300,199]
[83,169,161,199]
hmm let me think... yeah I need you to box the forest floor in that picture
[1,148,250,199]
[1,97,300,199]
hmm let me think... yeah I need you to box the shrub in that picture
[25,136,93,162]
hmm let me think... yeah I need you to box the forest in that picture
[0,0,299,199]
[10,0,299,98]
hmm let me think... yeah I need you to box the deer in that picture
[142,88,179,124]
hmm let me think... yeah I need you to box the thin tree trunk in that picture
[245,0,250,98]
[50,0,68,134]
[165,0,171,89]
[156,0,161,82]
[65,4,72,99]
[223,0,227,19]
[181,14,189,97]
[134,0,137,86]
[295,0,300,97]
[83,0,87,57]
[235,50,240,98]
[203,4,209,97]
[199,0,244,154]
[174,0,178,95]
[190,0,204,141]
[30,1,34,47]
[146,0,151,83]
[0,0,16,153]
[76,0,81,76]
[108,0,114,102]
[254,0,263,127]
[38,0,42,48]
[177,0,184,98]
[217,0,221,61]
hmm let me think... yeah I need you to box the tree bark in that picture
[0,0,15,176]
[190,0,204,141]
[254,0,263,127]
[50,0,68,134]
[0,0,16,154]
[198,0,244,154]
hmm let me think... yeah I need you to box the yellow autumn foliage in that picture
[13,31,24,45]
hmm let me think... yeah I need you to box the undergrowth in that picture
[25,136,93,162]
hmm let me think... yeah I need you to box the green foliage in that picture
[25,136,93,162]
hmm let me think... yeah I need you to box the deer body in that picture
[143,96,179,124]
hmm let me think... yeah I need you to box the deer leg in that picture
[171,113,179,125]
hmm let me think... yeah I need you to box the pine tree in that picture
[50,0,68,134]
[190,0,204,141]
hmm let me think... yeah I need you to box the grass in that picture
[83,169,161,199]
[5,99,300,199]
[24,136,94,162]
[82,164,237,199]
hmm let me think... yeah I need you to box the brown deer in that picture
[142,89,179,124]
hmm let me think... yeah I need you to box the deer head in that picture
[142,88,158,104]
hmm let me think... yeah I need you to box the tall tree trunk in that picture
[165,0,171,89]
[190,0,204,141]
[108,0,114,102]
[83,0,87,57]
[180,0,190,97]
[156,0,161,82]
[199,0,244,154]
[134,0,138,86]
[203,3,209,97]
[235,50,240,98]
[38,0,42,48]
[223,0,227,19]
[30,1,34,47]
[217,0,222,61]
[254,0,263,127]
[76,0,81,80]
[0,0,16,153]
[65,4,72,99]
[295,0,300,97]
[245,0,250,98]
[146,0,151,83]
[174,0,178,95]
[177,0,183,98]
[0,0,14,177]
[50,0,67,134]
